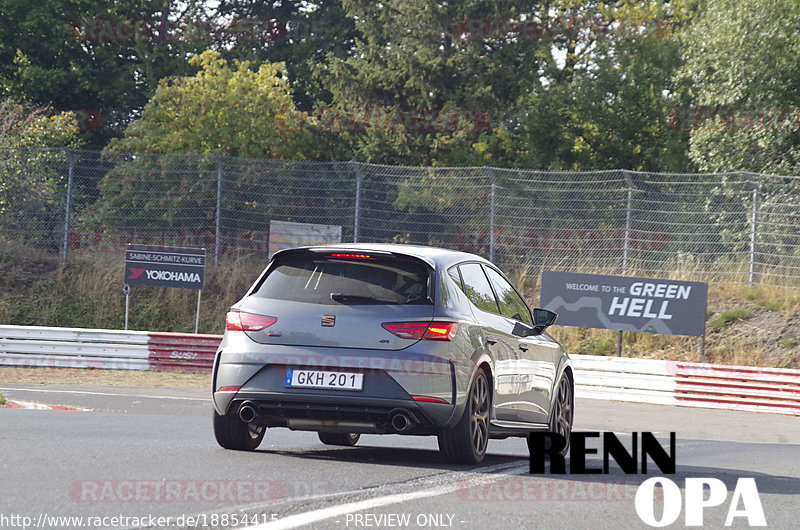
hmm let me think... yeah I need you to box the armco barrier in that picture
[147,332,220,372]
[1,325,798,416]
[669,362,800,415]
[0,325,151,371]
[0,325,217,372]
[571,354,800,416]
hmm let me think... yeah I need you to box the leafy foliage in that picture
[92,50,320,228]
[106,50,316,158]
[0,98,81,249]
[0,98,81,149]
[677,0,800,173]
[214,0,358,111]
[309,1,692,170]
[313,0,538,165]
[0,0,211,148]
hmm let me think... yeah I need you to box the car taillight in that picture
[381,321,457,341]
[412,395,449,404]
[226,311,278,331]
[330,253,373,259]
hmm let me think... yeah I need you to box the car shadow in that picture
[253,441,800,497]
[255,443,523,470]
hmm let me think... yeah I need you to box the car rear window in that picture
[252,253,431,305]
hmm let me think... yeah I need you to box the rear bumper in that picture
[223,391,447,435]
[212,335,461,430]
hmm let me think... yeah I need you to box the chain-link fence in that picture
[1,148,798,287]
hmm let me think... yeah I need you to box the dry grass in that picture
[0,366,210,387]
[1,253,798,369]
[0,252,267,334]
[538,282,800,368]
[504,261,800,368]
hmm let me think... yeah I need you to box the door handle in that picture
[486,335,498,345]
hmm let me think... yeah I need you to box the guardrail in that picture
[0,325,151,371]
[147,332,219,372]
[571,354,800,416]
[0,325,215,372]
[1,325,798,416]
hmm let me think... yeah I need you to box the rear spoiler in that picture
[271,246,437,269]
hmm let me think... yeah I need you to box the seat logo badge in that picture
[322,315,336,327]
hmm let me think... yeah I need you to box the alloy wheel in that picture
[469,372,490,457]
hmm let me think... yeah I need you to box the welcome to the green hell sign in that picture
[540,271,708,337]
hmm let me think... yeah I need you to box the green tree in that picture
[214,0,358,111]
[0,0,212,148]
[106,50,316,158]
[0,98,81,149]
[676,0,800,174]
[0,98,81,250]
[91,50,319,230]
[674,0,800,275]
[313,1,691,170]
[312,0,542,166]
[482,1,693,171]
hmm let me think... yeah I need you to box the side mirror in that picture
[532,308,558,329]
[512,321,535,337]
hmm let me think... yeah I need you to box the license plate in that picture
[284,369,364,391]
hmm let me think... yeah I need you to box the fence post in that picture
[622,170,634,275]
[351,161,363,243]
[748,173,760,286]
[618,170,635,357]
[215,153,222,267]
[487,167,496,263]
[61,148,75,265]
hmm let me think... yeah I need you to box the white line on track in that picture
[0,387,209,401]
[245,461,530,530]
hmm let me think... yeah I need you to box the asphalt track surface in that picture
[0,383,798,530]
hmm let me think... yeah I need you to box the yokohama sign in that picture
[125,245,206,290]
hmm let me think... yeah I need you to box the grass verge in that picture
[1,253,798,369]
[0,366,211,387]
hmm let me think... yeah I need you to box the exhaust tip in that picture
[391,412,413,433]
[238,402,257,423]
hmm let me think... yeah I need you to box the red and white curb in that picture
[2,399,88,411]
[573,354,800,416]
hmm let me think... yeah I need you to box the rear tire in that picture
[438,369,490,465]
[213,408,265,451]
[318,432,360,446]
[528,372,573,457]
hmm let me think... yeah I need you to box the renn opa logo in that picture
[529,432,766,527]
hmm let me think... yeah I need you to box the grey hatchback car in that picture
[212,244,573,464]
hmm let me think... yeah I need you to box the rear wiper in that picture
[330,293,401,304]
